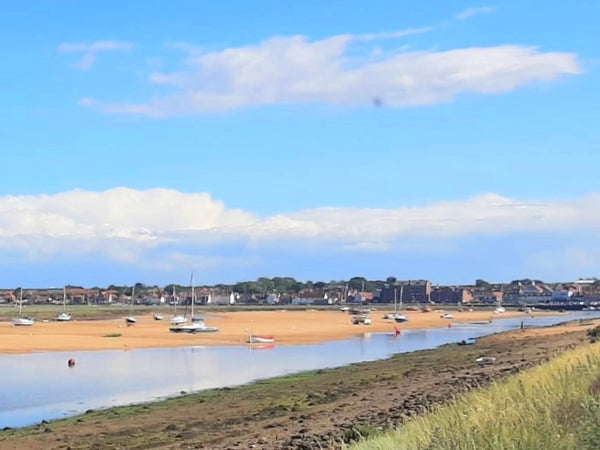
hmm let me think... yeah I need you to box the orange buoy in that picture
[68,358,75,367]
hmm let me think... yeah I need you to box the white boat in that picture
[393,314,409,323]
[153,313,164,321]
[57,312,71,322]
[170,271,219,334]
[351,314,371,325]
[440,313,455,319]
[170,286,186,324]
[387,286,409,323]
[171,315,186,325]
[125,285,137,325]
[248,334,275,344]
[494,306,506,314]
[12,288,34,327]
[57,286,71,321]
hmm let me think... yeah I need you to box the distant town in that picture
[1,276,599,310]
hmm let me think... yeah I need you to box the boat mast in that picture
[63,286,67,313]
[393,287,397,314]
[399,285,403,312]
[19,288,23,317]
[173,285,177,314]
[190,271,195,320]
[130,285,135,315]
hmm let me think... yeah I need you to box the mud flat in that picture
[0,309,544,354]
[0,317,595,450]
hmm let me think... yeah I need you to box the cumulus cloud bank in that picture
[79,29,580,116]
[0,188,599,264]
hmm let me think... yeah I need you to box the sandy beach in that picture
[0,308,549,354]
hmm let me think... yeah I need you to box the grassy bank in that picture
[351,336,600,450]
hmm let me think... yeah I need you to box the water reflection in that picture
[0,312,597,428]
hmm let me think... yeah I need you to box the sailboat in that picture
[383,287,397,319]
[393,286,409,323]
[494,300,506,314]
[12,288,34,327]
[57,286,72,321]
[170,285,186,325]
[125,285,137,324]
[170,271,218,333]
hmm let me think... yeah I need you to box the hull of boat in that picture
[125,317,137,324]
[248,335,275,344]
[12,317,34,326]
[171,316,186,325]
[153,314,163,321]
[170,323,219,333]
[393,315,409,323]
[57,313,71,321]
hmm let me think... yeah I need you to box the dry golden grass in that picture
[351,342,600,450]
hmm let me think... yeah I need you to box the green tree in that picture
[348,277,367,290]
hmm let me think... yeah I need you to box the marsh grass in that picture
[351,344,600,450]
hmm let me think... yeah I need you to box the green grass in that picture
[350,343,600,450]
[102,333,122,338]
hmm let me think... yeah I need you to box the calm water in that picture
[0,312,597,428]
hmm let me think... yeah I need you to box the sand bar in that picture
[0,309,554,354]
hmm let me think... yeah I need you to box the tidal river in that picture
[0,312,597,428]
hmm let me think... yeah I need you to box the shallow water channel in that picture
[1,312,598,428]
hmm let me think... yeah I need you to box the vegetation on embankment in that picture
[351,338,600,450]
[1,321,595,450]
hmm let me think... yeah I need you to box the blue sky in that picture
[0,1,598,287]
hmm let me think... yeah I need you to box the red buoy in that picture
[394,326,401,336]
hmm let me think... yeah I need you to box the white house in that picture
[266,293,279,305]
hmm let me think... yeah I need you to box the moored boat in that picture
[169,271,219,334]
[351,314,371,325]
[125,285,137,325]
[171,315,186,325]
[248,334,275,344]
[12,316,34,326]
[12,288,34,327]
[57,312,71,322]
[393,314,409,323]
[57,286,71,321]
[170,321,218,333]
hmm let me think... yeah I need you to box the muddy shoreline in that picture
[0,318,596,450]
[0,309,546,354]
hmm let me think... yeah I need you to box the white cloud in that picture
[0,189,599,264]
[456,6,496,20]
[58,40,135,70]
[85,30,580,116]
[78,97,96,107]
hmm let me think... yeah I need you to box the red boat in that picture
[248,334,275,344]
